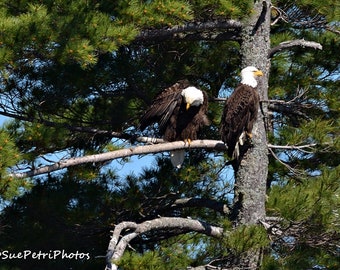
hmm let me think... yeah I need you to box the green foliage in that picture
[267,166,340,230]
[118,251,164,270]
[287,0,339,21]
[262,245,340,270]
[0,0,137,68]
[0,129,32,202]
[223,225,270,255]
[118,247,192,270]
[190,0,253,18]
[0,129,20,170]
[118,0,193,27]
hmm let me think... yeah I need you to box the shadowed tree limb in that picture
[135,19,243,42]
[169,197,231,215]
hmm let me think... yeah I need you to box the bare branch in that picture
[270,6,289,26]
[10,140,226,178]
[269,39,322,58]
[268,148,304,176]
[268,143,317,153]
[105,217,224,270]
[325,25,340,35]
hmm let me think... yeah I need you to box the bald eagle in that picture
[220,66,263,160]
[140,80,209,168]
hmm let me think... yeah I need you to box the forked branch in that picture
[105,217,224,270]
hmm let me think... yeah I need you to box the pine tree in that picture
[0,0,339,269]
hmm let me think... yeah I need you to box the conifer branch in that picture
[269,39,322,58]
[9,140,226,178]
[170,197,230,215]
[262,218,340,255]
[135,20,243,42]
[105,217,224,270]
[263,99,313,120]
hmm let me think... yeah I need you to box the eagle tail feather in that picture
[232,132,247,160]
[170,149,185,169]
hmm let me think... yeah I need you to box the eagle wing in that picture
[220,84,259,157]
[139,81,189,132]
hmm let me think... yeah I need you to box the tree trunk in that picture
[231,0,271,268]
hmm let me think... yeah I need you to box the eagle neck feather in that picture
[241,77,258,88]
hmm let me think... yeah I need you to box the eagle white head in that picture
[240,66,263,88]
[181,86,204,110]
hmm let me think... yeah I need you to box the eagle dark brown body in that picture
[220,66,263,160]
[140,80,209,142]
[220,84,259,158]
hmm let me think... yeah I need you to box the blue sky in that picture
[0,114,155,178]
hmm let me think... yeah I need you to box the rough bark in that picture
[231,0,271,268]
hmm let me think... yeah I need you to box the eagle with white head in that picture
[220,66,263,159]
[140,80,209,168]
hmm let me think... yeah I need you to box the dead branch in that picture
[268,148,305,176]
[105,217,224,270]
[9,140,226,178]
[269,39,322,58]
[268,143,317,153]
[270,6,289,26]
[325,25,340,35]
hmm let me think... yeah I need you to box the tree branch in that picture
[268,143,317,153]
[325,25,340,35]
[105,217,224,270]
[261,218,340,256]
[0,109,133,139]
[170,197,230,215]
[10,140,226,178]
[269,39,322,58]
[263,99,314,120]
[268,148,305,176]
[135,19,243,42]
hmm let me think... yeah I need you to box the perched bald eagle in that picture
[220,66,263,160]
[140,80,209,168]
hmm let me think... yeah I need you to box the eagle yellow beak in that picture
[254,70,263,77]
[186,103,191,110]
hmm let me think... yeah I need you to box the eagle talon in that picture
[245,132,253,145]
[184,138,192,145]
